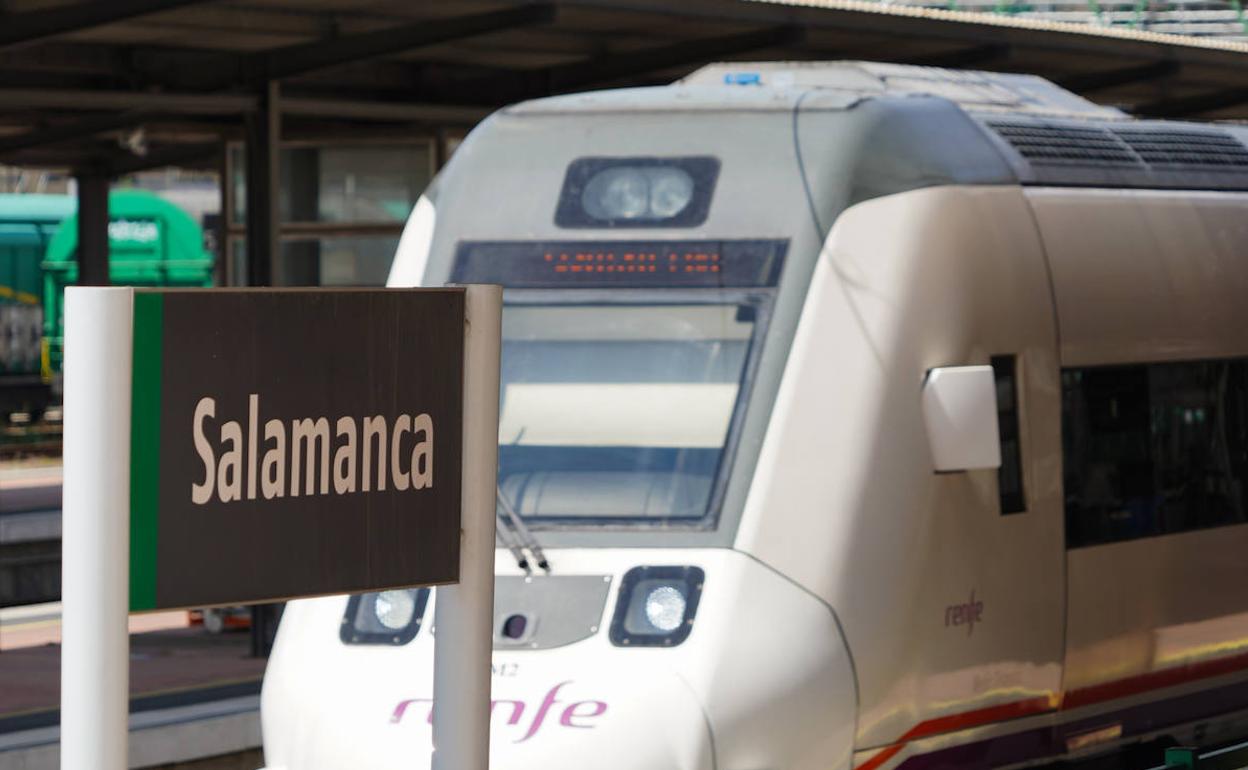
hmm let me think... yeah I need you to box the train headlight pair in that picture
[609,566,705,647]
[581,166,695,222]
[340,588,430,645]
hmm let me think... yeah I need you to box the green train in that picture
[0,190,214,421]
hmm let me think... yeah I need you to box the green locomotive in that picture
[0,190,214,421]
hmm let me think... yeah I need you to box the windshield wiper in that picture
[495,509,530,573]
[497,485,551,573]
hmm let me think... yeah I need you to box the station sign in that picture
[127,288,465,611]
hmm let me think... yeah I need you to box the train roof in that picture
[508,61,1248,193]
[0,194,75,225]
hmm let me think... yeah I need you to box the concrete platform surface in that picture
[0,626,265,732]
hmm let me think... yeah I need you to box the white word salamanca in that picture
[191,395,434,505]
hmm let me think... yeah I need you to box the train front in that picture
[260,83,857,770]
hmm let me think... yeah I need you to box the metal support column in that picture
[244,81,282,655]
[244,80,280,288]
[75,174,110,286]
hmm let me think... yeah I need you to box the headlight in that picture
[647,169,695,218]
[374,590,416,630]
[340,587,430,645]
[582,166,696,222]
[583,167,654,220]
[556,157,719,228]
[644,585,687,632]
[609,566,704,647]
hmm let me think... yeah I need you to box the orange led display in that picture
[453,240,785,288]
[543,250,722,276]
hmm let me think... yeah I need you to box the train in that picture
[0,189,214,422]
[259,62,1248,770]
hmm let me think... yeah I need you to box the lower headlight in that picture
[374,590,416,630]
[610,566,704,647]
[644,585,687,632]
[340,588,430,645]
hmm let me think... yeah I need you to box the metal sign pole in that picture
[61,287,133,770]
[432,284,501,770]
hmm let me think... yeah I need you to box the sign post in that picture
[433,284,500,770]
[62,287,132,770]
[60,285,499,770]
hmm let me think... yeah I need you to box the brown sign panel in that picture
[129,289,464,611]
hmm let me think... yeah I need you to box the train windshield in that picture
[497,301,760,527]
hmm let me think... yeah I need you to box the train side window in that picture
[991,356,1026,514]
[1062,358,1248,548]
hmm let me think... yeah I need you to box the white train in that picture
[259,62,1248,770]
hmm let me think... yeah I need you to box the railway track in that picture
[0,424,62,459]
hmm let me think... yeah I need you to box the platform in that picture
[0,608,265,769]
[0,463,62,608]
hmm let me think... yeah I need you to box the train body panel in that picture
[736,185,1065,751]
[262,61,1248,770]
[1031,189,1248,368]
[1029,188,1248,746]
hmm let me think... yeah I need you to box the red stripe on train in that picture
[855,651,1248,770]
[1062,649,1248,710]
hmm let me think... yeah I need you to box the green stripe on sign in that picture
[129,291,163,612]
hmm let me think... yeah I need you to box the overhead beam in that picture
[99,141,219,176]
[0,0,207,50]
[247,3,557,86]
[548,25,804,93]
[0,87,256,113]
[0,89,487,160]
[1059,60,1180,94]
[0,110,153,155]
[280,97,489,125]
[0,4,548,155]
[1132,87,1248,118]
[138,4,558,92]
[908,44,1009,69]
[443,25,805,104]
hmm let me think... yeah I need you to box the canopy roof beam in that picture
[0,110,155,156]
[1134,86,1248,117]
[1059,60,1181,93]
[909,43,1009,68]
[135,4,559,92]
[252,4,557,86]
[97,141,220,177]
[0,0,208,50]
[443,24,805,104]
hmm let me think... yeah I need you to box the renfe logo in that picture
[391,682,607,743]
[190,394,434,504]
[944,589,984,636]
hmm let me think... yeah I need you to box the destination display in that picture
[451,240,787,288]
[128,288,465,611]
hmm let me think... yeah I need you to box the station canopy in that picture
[0,0,1246,174]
